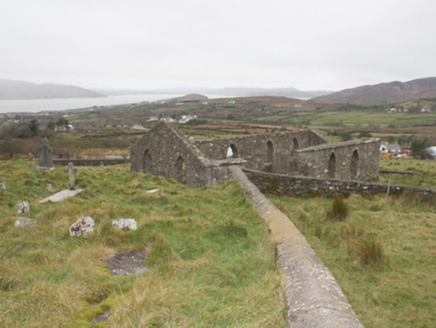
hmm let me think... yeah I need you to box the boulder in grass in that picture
[15,217,37,228]
[69,217,94,238]
[17,201,30,215]
[113,218,137,231]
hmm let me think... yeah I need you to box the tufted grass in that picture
[270,192,435,327]
[0,160,286,327]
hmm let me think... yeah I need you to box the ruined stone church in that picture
[131,122,380,188]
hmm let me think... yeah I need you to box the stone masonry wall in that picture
[130,122,244,188]
[131,122,210,188]
[294,138,380,180]
[243,168,436,198]
[195,129,328,174]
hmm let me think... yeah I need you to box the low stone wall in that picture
[379,169,420,175]
[243,168,436,197]
[294,138,380,180]
[53,159,129,166]
[229,166,363,327]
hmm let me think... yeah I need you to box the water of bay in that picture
[0,94,234,114]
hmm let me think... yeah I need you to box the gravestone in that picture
[37,138,54,171]
[1,182,5,191]
[68,162,76,190]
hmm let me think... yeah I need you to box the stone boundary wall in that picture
[379,169,421,175]
[194,129,327,174]
[294,138,380,180]
[53,159,130,166]
[243,168,436,198]
[229,166,363,327]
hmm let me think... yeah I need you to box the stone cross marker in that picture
[68,162,76,190]
[37,138,54,171]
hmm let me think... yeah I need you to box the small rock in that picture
[113,218,137,231]
[17,201,30,215]
[90,308,110,324]
[37,166,56,172]
[15,217,37,228]
[1,182,5,191]
[46,184,53,192]
[69,217,94,238]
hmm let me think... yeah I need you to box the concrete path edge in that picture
[229,166,364,327]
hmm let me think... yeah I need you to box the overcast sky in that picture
[1,0,435,91]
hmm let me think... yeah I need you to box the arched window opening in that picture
[143,149,153,173]
[264,140,274,172]
[267,141,273,163]
[175,156,187,184]
[351,150,359,179]
[292,138,299,151]
[226,144,238,158]
[328,153,336,178]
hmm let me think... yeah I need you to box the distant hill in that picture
[311,77,436,104]
[211,87,332,99]
[0,79,105,100]
[159,94,209,103]
[97,87,332,99]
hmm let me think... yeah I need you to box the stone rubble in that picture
[69,217,94,238]
[17,201,30,215]
[112,218,137,230]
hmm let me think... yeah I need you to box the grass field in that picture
[270,193,435,327]
[252,110,436,128]
[376,157,436,188]
[0,160,286,327]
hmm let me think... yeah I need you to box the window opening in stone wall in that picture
[264,140,274,172]
[175,156,187,184]
[226,144,238,158]
[267,141,273,163]
[351,150,359,179]
[292,138,299,151]
[328,153,336,178]
[143,149,153,173]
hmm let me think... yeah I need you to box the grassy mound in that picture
[0,160,286,327]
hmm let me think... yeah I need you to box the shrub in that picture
[325,196,349,221]
[356,238,385,266]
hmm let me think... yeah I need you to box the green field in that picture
[270,193,435,327]
[0,161,286,327]
[376,157,436,188]
[252,110,436,129]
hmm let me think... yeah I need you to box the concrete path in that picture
[39,189,84,203]
[229,166,363,327]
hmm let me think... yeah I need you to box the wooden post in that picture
[68,162,76,190]
[385,177,391,201]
